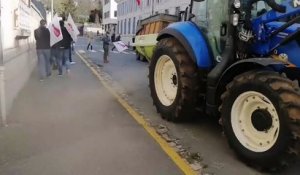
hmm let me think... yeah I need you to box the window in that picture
[251,1,270,18]
[121,3,124,15]
[165,9,169,14]
[117,21,120,34]
[124,19,127,34]
[120,20,123,34]
[129,0,132,13]
[104,11,110,19]
[134,0,137,11]
[175,6,180,16]
[147,0,150,6]
[132,17,136,34]
[128,18,131,34]
[155,11,159,15]
[104,0,109,5]
[114,10,117,17]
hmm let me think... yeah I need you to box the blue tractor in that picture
[149,0,300,169]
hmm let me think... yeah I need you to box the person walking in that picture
[51,20,73,75]
[111,34,121,51]
[69,41,75,64]
[102,32,111,63]
[34,19,51,81]
[87,31,94,51]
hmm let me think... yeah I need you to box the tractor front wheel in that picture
[149,38,199,121]
[221,71,300,170]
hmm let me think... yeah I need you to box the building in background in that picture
[102,0,118,33]
[115,0,190,44]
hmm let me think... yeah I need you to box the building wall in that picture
[102,0,118,33]
[0,0,45,121]
[115,0,190,44]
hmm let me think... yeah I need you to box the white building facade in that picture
[115,0,190,44]
[0,0,47,124]
[102,0,118,33]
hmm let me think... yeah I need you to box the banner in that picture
[113,41,128,52]
[66,14,80,42]
[49,14,63,46]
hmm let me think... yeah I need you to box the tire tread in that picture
[220,70,300,171]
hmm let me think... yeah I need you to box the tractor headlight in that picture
[232,14,239,26]
[233,0,241,8]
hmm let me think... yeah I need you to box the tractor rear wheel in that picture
[221,70,300,170]
[149,38,199,121]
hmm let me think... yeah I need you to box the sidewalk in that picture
[0,54,182,175]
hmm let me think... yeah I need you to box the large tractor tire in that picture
[149,38,199,122]
[221,70,300,170]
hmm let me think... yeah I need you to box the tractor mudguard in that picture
[222,58,286,75]
[157,21,213,69]
[206,58,286,116]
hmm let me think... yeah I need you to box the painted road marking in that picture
[75,44,102,47]
[78,49,135,55]
[76,51,197,175]
[110,51,136,55]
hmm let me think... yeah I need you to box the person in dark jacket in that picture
[102,32,111,63]
[51,20,73,75]
[111,33,116,42]
[34,19,51,81]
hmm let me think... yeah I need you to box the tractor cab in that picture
[191,0,300,60]
[192,0,230,62]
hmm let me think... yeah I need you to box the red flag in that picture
[52,24,61,37]
[136,0,141,6]
[66,13,80,42]
[49,14,63,46]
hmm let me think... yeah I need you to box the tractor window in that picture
[251,0,284,18]
[193,0,208,28]
[251,1,268,18]
[193,0,229,58]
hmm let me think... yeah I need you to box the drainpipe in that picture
[0,0,7,127]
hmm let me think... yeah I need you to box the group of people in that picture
[35,18,125,81]
[34,19,75,81]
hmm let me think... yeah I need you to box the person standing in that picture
[34,19,51,81]
[87,31,94,51]
[111,34,121,51]
[102,32,111,63]
[51,20,73,75]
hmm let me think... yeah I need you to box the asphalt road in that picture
[75,36,300,175]
[0,48,183,175]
